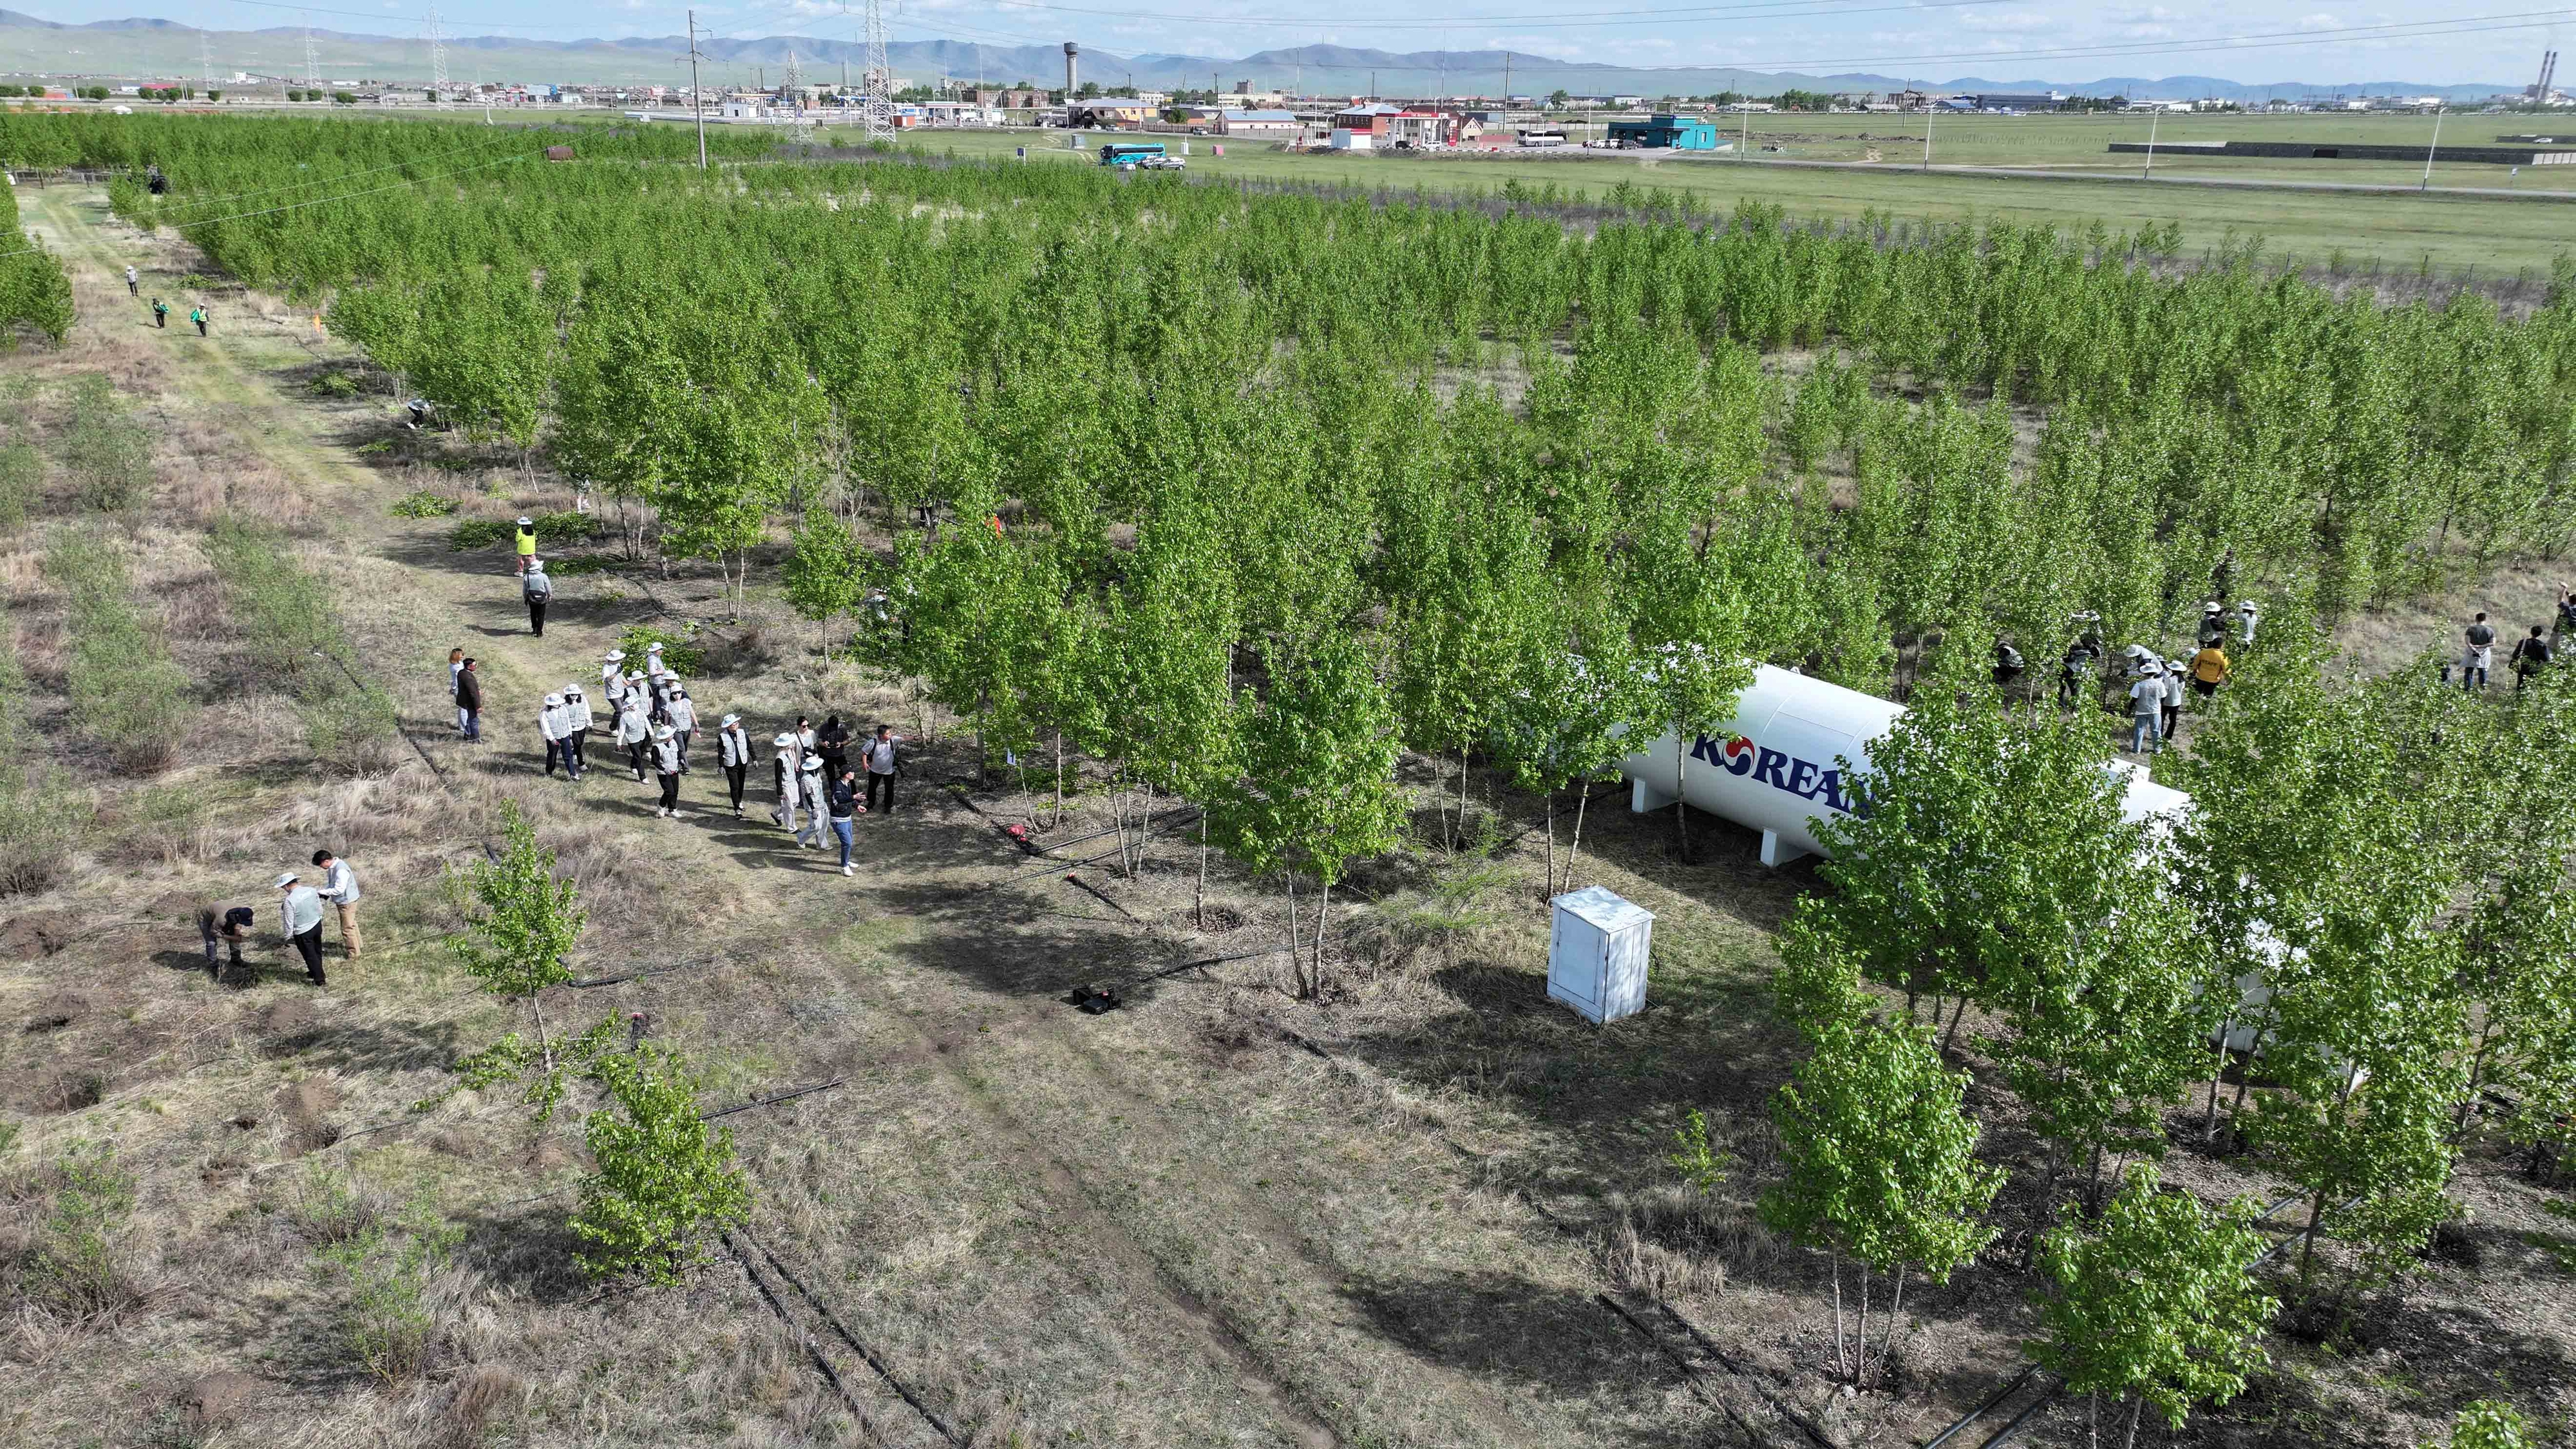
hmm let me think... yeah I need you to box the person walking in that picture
[151,297,169,328]
[541,692,571,777]
[522,559,552,636]
[2161,656,2187,741]
[2056,636,2099,711]
[1990,638,2025,697]
[313,849,363,961]
[663,685,696,772]
[794,757,829,849]
[513,517,536,576]
[643,644,670,721]
[2196,601,2227,649]
[562,684,593,777]
[189,303,207,337]
[828,768,862,875]
[771,732,804,833]
[198,902,252,981]
[2126,664,2166,755]
[2512,625,2552,692]
[650,725,684,818]
[817,714,851,782]
[793,715,817,764]
[2188,640,2230,699]
[617,687,652,781]
[599,650,627,708]
[863,724,904,815]
[2462,612,2497,693]
[2553,586,2575,655]
[448,647,468,734]
[124,264,138,296]
[455,657,483,742]
[717,714,752,817]
[2236,599,2260,649]
[276,872,327,986]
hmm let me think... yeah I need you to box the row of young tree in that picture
[0,173,73,346]
[1757,627,2576,1439]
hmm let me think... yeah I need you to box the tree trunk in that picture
[1457,743,1471,847]
[2298,1187,2328,1283]
[1852,1260,1871,1388]
[1830,1255,1849,1383]
[1284,869,1304,998]
[1196,813,1209,931]
[1314,876,1332,990]
[2122,1394,2146,1449]
[527,992,555,1077]
[1941,994,1970,1055]
[1673,724,1691,864]
[1054,731,1065,829]
[1569,780,1592,890]
[2204,1026,2232,1144]
[1877,1265,1908,1390]
[1544,788,1557,897]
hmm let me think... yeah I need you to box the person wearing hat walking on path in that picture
[189,303,208,337]
[540,692,572,777]
[663,683,696,772]
[562,684,593,776]
[717,714,752,817]
[513,517,536,576]
[2188,640,2230,699]
[276,871,328,986]
[772,734,805,834]
[599,650,625,704]
[827,768,862,874]
[2161,657,2188,743]
[616,687,652,782]
[454,657,483,742]
[314,849,363,961]
[522,559,552,636]
[651,725,685,817]
[2235,600,2260,649]
[794,757,829,849]
[124,264,138,296]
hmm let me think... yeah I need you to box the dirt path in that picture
[24,185,1666,1448]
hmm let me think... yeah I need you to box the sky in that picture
[19,0,2569,84]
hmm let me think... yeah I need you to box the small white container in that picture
[1547,886,1655,1025]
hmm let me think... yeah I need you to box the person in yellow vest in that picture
[513,516,536,576]
[2188,641,2230,699]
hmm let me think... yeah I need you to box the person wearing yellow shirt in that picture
[513,516,536,576]
[2188,643,2230,699]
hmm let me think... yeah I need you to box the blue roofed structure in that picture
[1606,113,1725,150]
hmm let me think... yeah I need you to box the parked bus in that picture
[1097,141,1166,167]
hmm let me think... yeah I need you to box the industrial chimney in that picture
[1063,41,1079,96]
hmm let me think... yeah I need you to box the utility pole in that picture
[687,9,708,169]
[2142,108,2158,177]
[2421,105,2442,190]
[861,0,894,140]
[1922,97,1934,170]
[303,18,320,93]
[426,2,447,104]
[200,28,213,92]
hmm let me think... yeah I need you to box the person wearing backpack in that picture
[522,558,553,636]
[151,297,169,328]
[189,303,208,337]
[513,517,536,576]
[2512,625,2552,692]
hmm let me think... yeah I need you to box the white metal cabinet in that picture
[1547,886,1655,1025]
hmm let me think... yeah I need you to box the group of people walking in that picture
[2452,591,2568,693]
[1991,599,2248,755]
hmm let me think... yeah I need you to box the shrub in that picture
[309,371,361,399]
[61,375,153,513]
[202,518,397,765]
[447,509,597,553]
[389,489,459,518]
[322,1199,462,1385]
[42,537,188,773]
[616,623,703,676]
[0,440,37,534]
[8,1142,149,1323]
[572,1044,749,1285]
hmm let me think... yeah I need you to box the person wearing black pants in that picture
[563,685,592,776]
[651,726,683,818]
[862,724,904,814]
[716,714,752,819]
[523,559,552,637]
[276,872,328,986]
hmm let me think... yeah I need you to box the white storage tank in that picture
[1622,664,2195,867]
[1548,887,1654,1025]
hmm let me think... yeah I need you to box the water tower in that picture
[1063,42,1079,96]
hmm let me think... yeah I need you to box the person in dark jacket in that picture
[522,560,553,636]
[2512,625,2552,692]
[828,768,862,874]
[151,297,169,328]
[455,658,483,741]
[199,903,252,981]
[816,715,850,782]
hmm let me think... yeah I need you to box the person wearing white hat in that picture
[599,650,626,704]
[522,558,553,636]
[772,733,804,834]
[643,643,670,721]
[616,685,652,781]
[513,516,536,576]
[540,692,574,778]
[562,684,593,775]
[2236,599,2259,649]
[651,724,685,817]
[276,871,328,986]
[717,714,752,817]
[794,757,829,849]
[2197,601,2227,649]
[663,681,696,771]
[2161,658,2188,742]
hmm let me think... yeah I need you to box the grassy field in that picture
[883,118,2576,274]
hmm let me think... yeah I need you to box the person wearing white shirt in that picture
[617,692,652,781]
[276,871,328,985]
[717,714,752,817]
[312,849,363,962]
[663,684,697,772]
[772,732,804,833]
[562,685,594,776]
[651,726,684,818]
[540,692,573,778]
[448,647,468,734]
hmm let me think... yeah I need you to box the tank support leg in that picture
[1759,830,1810,869]
[1631,776,1675,813]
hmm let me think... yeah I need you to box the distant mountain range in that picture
[0,10,2524,102]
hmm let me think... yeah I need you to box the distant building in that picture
[1218,108,1300,137]
[1607,113,1724,149]
[1066,96,1155,128]
[1972,91,2066,111]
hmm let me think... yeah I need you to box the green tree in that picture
[1759,1018,2002,1387]
[2031,1164,2277,1449]
[782,506,866,659]
[571,1043,751,1285]
[450,802,587,1115]
[2434,1401,2530,1449]
[1209,638,1406,997]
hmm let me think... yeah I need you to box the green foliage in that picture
[571,1043,751,1285]
[1666,1108,1731,1195]
[451,800,586,1003]
[0,439,38,534]
[615,623,703,677]
[308,370,362,399]
[0,627,72,896]
[2031,1164,2277,1434]
[41,536,189,773]
[2436,1401,2531,1449]
[447,509,595,552]
[320,1196,464,1386]
[201,516,397,762]
[10,1142,144,1321]
[60,374,153,511]
[782,506,866,655]
[0,175,72,346]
